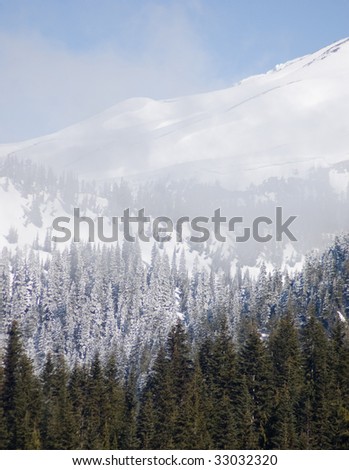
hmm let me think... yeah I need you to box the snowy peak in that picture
[1,38,349,187]
[271,37,349,74]
[302,37,349,66]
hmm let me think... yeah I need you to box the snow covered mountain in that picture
[1,38,349,188]
[2,38,349,376]
[1,38,349,271]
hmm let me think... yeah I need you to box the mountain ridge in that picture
[1,38,349,186]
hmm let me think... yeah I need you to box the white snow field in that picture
[1,38,349,189]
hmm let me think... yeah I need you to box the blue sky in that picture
[0,0,348,141]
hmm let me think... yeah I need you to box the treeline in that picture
[1,315,349,450]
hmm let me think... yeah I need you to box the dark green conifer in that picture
[238,322,273,449]
[2,321,42,449]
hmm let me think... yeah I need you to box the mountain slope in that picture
[1,38,349,188]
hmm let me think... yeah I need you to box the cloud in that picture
[0,2,221,141]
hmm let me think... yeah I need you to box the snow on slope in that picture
[1,38,349,188]
[0,176,68,248]
[0,176,215,273]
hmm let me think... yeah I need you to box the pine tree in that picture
[328,320,349,448]
[268,313,303,448]
[2,321,42,449]
[234,375,257,449]
[300,313,331,449]
[199,318,238,448]
[103,355,125,449]
[40,354,55,448]
[85,354,107,449]
[172,364,211,449]
[237,321,273,449]
[41,355,76,449]
[120,370,139,449]
[269,385,298,449]
[141,322,193,449]
[137,389,156,449]
[142,345,174,449]
[68,363,89,448]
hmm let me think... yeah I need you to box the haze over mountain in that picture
[1,38,349,189]
[1,38,349,273]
